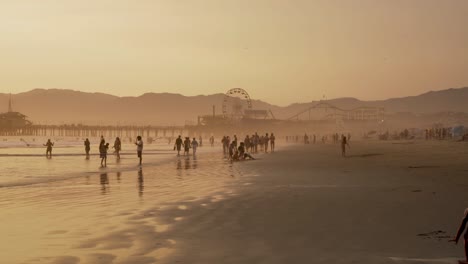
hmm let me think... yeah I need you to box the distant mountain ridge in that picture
[1,87,468,125]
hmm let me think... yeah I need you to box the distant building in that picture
[0,94,32,128]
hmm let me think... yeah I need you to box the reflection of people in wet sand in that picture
[84,138,91,159]
[113,137,121,160]
[138,168,144,197]
[100,141,109,167]
[100,172,109,194]
[341,135,350,157]
[44,139,54,158]
[191,138,199,156]
[135,136,143,165]
[184,137,191,156]
[175,135,183,156]
[450,208,468,262]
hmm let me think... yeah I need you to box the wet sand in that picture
[159,140,468,264]
[1,140,468,263]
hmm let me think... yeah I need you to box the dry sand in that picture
[1,140,468,264]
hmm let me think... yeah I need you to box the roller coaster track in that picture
[287,101,384,121]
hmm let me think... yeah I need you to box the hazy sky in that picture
[1,0,467,105]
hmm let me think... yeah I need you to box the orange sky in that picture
[1,0,467,106]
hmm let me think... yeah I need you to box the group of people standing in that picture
[221,133,276,156]
[173,136,200,157]
[220,132,276,161]
[93,136,143,167]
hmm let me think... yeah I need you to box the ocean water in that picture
[0,137,185,187]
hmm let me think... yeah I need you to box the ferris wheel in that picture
[222,88,253,118]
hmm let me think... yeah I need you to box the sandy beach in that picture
[1,140,468,264]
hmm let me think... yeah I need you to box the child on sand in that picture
[135,136,143,165]
[450,208,468,262]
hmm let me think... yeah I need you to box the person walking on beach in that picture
[264,133,270,153]
[44,139,54,158]
[341,135,350,157]
[84,138,91,159]
[450,208,468,262]
[135,136,143,165]
[270,133,276,152]
[210,136,214,147]
[113,137,121,160]
[199,136,203,147]
[174,135,183,156]
[191,137,199,156]
[229,141,237,160]
[100,141,109,167]
[183,137,191,156]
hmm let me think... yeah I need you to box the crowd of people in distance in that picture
[286,132,351,145]
[425,127,454,140]
[220,132,276,161]
[285,133,351,157]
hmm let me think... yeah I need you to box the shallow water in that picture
[0,137,242,264]
[0,138,184,187]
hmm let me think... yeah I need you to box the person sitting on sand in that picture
[450,208,468,262]
[341,135,350,157]
[135,136,143,165]
[191,138,199,156]
[174,135,183,156]
[84,138,91,159]
[44,139,54,158]
[238,142,255,160]
[100,141,109,167]
[183,137,191,156]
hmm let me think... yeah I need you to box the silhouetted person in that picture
[450,208,468,262]
[341,135,350,157]
[113,137,121,160]
[264,133,270,153]
[229,141,236,160]
[238,142,255,160]
[221,136,228,154]
[135,136,143,165]
[183,137,191,156]
[210,136,215,147]
[175,135,183,156]
[199,136,203,147]
[84,138,91,159]
[44,139,54,158]
[100,142,109,167]
[191,138,199,156]
[270,133,276,152]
